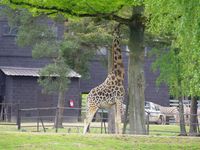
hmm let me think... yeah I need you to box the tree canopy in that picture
[145,0,200,96]
[1,0,146,26]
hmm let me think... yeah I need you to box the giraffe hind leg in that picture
[83,106,98,134]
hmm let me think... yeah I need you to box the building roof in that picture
[0,66,81,78]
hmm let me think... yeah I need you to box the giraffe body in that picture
[83,24,125,134]
[87,72,124,108]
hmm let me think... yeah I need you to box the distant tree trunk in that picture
[107,48,116,133]
[54,90,65,128]
[128,7,146,135]
[178,96,187,136]
[189,96,198,136]
[174,48,187,136]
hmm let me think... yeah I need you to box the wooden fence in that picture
[17,107,108,133]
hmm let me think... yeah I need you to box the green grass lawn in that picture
[0,125,200,150]
[148,125,190,136]
[0,132,200,150]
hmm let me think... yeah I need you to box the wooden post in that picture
[40,118,46,132]
[146,112,150,135]
[104,121,107,133]
[55,107,58,133]
[17,104,21,130]
[37,108,39,132]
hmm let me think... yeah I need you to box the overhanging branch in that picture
[9,0,132,25]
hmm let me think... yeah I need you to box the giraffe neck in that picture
[111,25,125,81]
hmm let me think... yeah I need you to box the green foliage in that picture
[151,48,183,97]
[61,18,113,77]
[38,59,71,93]
[61,40,92,78]
[145,0,200,96]
[1,0,139,16]
[145,0,200,54]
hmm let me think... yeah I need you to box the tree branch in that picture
[9,0,131,25]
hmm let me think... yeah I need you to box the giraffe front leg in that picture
[83,106,98,134]
[115,100,122,134]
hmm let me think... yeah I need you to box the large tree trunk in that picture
[178,97,187,136]
[54,90,65,128]
[107,48,116,133]
[128,7,146,135]
[189,97,198,136]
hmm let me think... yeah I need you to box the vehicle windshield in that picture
[145,102,150,109]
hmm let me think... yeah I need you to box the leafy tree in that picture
[145,0,200,136]
[150,46,187,135]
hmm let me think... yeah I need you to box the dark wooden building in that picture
[0,17,81,122]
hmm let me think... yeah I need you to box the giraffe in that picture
[83,24,125,134]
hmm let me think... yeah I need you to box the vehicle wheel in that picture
[157,116,165,125]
